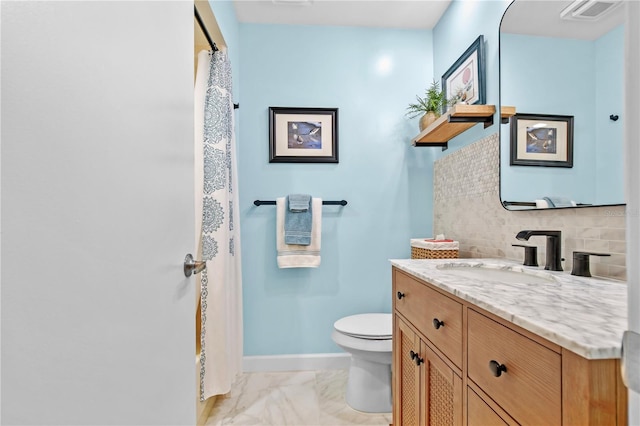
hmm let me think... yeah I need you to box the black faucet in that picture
[512,244,538,267]
[515,230,563,271]
[571,251,611,277]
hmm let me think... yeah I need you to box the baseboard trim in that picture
[243,353,351,372]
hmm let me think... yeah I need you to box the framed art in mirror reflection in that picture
[510,113,574,168]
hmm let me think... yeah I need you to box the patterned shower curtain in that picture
[194,49,243,400]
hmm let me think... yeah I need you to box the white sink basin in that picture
[436,262,557,284]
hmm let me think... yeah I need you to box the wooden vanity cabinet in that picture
[392,267,627,426]
[394,316,463,426]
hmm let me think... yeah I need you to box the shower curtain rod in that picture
[254,199,348,206]
[194,6,239,110]
[194,6,218,52]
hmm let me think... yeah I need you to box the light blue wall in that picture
[431,1,623,206]
[499,27,624,205]
[238,23,434,355]
[213,0,621,358]
[595,25,624,204]
[433,0,511,157]
[432,0,621,205]
[500,34,596,203]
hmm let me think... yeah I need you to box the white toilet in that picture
[331,313,393,413]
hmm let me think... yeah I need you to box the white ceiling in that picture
[232,0,452,29]
[501,1,625,40]
[233,0,624,38]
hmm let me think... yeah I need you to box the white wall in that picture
[625,2,640,423]
[1,2,196,424]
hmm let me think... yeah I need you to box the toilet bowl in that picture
[331,313,392,413]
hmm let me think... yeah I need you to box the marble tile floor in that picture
[205,369,392,426]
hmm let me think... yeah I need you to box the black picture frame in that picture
[510,113,574,168]
[269,107,339,163]
[441,35,486,113]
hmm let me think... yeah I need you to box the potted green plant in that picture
[406,80,447,131]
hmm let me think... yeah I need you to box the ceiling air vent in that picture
[560,0,622,20]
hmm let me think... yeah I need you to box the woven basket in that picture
[410,238,459,259]
[411,246,458,259]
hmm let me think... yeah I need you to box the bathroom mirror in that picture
[500,0,625,210]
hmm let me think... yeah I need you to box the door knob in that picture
[184,253,206,277]
[622,330,640,392]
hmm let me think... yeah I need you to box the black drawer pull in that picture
[432,318,444,329]
[489,360,507,377]
[397,291,405,300]
[409,350,417,360]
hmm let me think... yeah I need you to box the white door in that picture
[626,2,640,423]
[1,2,195,424]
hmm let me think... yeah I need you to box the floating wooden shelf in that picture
[411,104,496,148]
[501,106,516,123]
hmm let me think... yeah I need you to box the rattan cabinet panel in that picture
[394,318,421,426]
[393,316,462,426]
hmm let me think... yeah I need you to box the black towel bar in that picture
[253,199,347,206]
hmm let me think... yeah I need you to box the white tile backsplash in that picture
[433,133,626,280]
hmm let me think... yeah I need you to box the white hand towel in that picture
[277,197,322,268]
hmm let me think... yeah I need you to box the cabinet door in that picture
[394,316,421,426]
[421,341,463,426]
[467,387,511,426]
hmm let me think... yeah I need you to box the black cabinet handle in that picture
[397,291,405,300]
[489,360,507,377]
[432,318,444,329]
[409,350,423,365]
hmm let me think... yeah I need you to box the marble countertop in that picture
[390,258,628,360]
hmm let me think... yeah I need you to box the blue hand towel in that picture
[288,194,311,212]
[285,194,312,245]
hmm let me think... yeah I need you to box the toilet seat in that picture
[334,313,392,340]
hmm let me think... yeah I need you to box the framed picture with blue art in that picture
[510,113,574,168]
[269,107,339,163]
